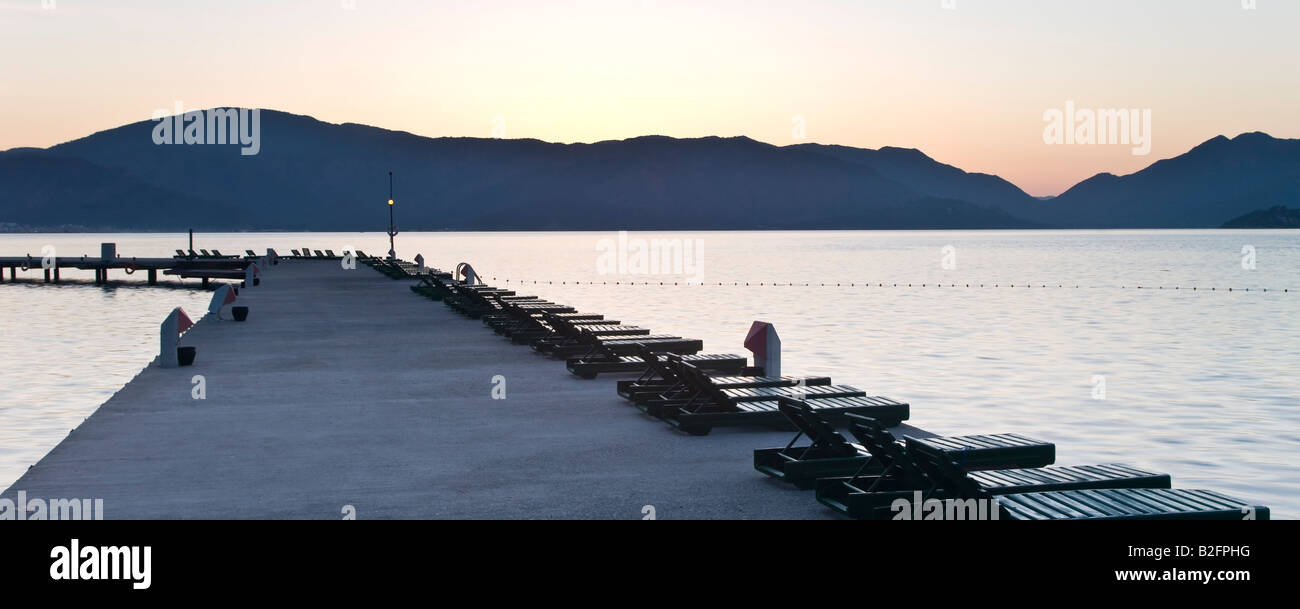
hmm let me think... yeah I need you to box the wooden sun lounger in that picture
[815,415,1068,518]
[566,352,746,379]
[538,333,683,356]
[763,407,1054,492]
[913,442,1171,497]
[504,318,621,344]
[995,488,1269,520]
[837,426,1270,519]
[493,309,619,343]
[643,361,861,417]
[618,350,832,404]
[454,291,573,318]
[533,326,656,355]
[754,399,877,488]
[559,337,703,362]
[653,367,905,435]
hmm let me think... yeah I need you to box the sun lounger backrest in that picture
[789,400,855,453]
[904,437,989,499]
[846,414,906,467]
[630,343,658,382]
[678,361,731,406]
[777,398,815,435]
[656,351,686,382]
[176,249,185,256]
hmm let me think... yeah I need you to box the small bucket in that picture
[177,346,197,366]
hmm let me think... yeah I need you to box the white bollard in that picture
[208,284,235,318]
[744,321,781,377]
[159,307,195,368]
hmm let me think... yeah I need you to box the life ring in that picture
[124,261,137,275]
[20,255,31,272]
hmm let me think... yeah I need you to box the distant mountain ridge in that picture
[1023,132,1300,227]
[0,109,1296,231]
[1222,205,1300,228]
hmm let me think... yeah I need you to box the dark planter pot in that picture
[177,346,197,367]
[232,306,249,322]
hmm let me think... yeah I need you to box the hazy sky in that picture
[1,0,1297,196]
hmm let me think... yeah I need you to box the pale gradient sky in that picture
[1,0,1297,196]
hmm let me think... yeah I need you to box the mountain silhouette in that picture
[1025,132,1300,227]
[1222,205,1300,228]
[1,109,1295,231]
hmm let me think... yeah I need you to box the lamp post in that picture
[387,171,398,260]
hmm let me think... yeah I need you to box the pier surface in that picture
[2,261,929,519]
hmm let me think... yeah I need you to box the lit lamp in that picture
[386,171,398,260]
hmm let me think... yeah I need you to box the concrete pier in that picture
[1,261,925,519]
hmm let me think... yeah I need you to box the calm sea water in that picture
[1,230,1297,518]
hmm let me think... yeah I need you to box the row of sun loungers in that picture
[616,352,909,435]
[398,266,808,435]
[171,248,366,261]
[173,249,243,259]
[409,276,716,378]
[378,257,1272,520]
[758,399,1270,520]
[367,257,451,280]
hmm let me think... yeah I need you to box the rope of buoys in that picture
[477,277,1294,292]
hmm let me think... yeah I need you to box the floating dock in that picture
[0,253,254,286]
[0,259,931,518]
